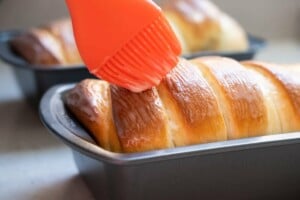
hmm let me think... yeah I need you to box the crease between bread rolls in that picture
[65,57,300,153]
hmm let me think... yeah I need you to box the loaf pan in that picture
[0,31,94,106]
[40,84,300,200]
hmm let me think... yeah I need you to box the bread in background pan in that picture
[42,19,82,65]
[10,18,82,66]
[162,0,249,54]
[65,57,300,153]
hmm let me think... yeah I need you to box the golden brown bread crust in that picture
[111,86,172,153]
[10,18,82,66]
[243,61,300,132]
[192,57,268,139]
[162,0,248,54]
[65,79,121,152]
[158,58,226,146]
[65,57,300,153]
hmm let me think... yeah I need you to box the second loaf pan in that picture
[40,84,300,200]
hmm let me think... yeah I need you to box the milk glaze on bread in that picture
[162,0,249,54]
[10,19,82,66]
[65,57,300,153]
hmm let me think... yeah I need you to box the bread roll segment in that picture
[158,58,226,147]
[243,61,300,133]
[65,57,300,153]
[111,86,172,153]
[65,79,121,152]
[242,66,282,134]
[192,57,268,139]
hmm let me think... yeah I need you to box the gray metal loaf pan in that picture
[40,84,300,200]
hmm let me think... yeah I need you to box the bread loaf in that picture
[65,57,300,153]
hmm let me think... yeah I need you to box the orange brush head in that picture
[66,0,181,92]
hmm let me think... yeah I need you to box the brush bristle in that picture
[93,15,182,92]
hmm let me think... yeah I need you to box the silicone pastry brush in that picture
[65,0,181,92]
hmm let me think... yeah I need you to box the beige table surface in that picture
[0,40,299,200]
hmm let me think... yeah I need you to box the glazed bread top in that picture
[65,57,300,153]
